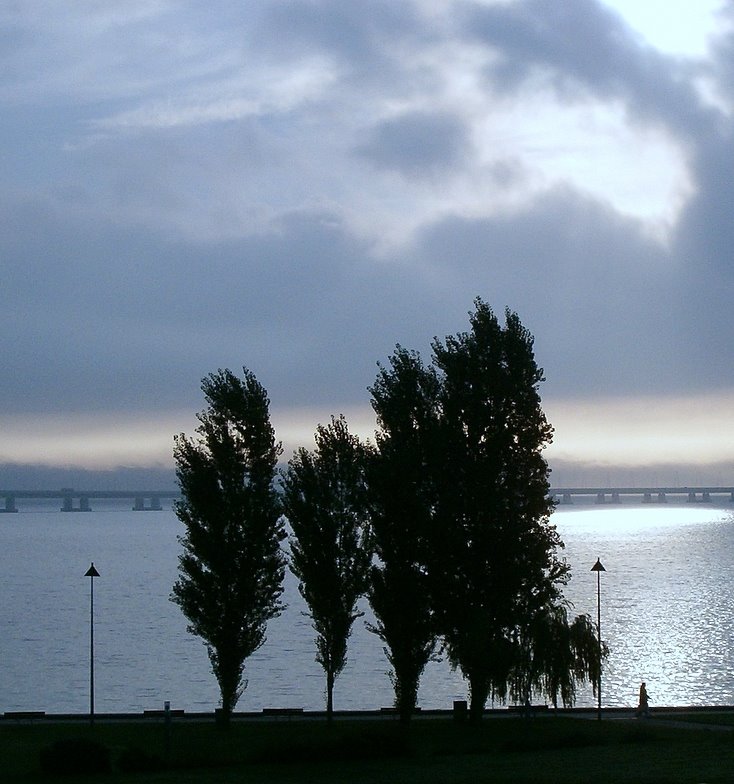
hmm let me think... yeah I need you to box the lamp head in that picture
[85,563,100,578]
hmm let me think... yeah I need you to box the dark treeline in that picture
[172,299,606,726]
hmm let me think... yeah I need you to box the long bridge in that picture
[550,487,734,505]
[0,489,180,513]
[0,486,733,513]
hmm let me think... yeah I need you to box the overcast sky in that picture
[2,0,733,487]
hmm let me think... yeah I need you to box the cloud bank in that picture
[1,0,733,481]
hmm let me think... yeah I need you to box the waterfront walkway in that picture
[4,706,734,730]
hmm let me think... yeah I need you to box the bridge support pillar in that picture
[1,496,18,513]
[643,492,652,503]
[133,496,164,511]
[562,493,572,505]
[703,491,711,503]
[611,492,620,504]
[657,492,667,503]
[595,493,605,504]
[61,490,92,512]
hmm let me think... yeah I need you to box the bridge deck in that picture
[0,487,732,512]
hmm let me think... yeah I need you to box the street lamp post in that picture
[85,562,100,725]
[590,558,605,721]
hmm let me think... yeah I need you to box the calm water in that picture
[1,501,733,713]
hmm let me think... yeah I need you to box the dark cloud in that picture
[0,463,176,492]
[462,0,717,140]
[675,132,734,274]
[710,5,734,102]
[549,458,734,488]
[666,130,734,367]
[4,175,724,420]
[257,0,423,76]
[355,110,473,178]
[2,0,734,479]
[409,187,689,398]
[0,198,446,414]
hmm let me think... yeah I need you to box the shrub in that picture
[619,726,659,745]
[252,729,410,764]
[117,746,166,773]
[39,737,111,776]
[501,730,596,753]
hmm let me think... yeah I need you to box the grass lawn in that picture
[656,711,734,727]
[3,714,734,783]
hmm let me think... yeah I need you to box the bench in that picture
[3,711,46,721]
[262,708,304,718]
[508,704,549,715]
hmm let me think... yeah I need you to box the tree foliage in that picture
[427,300,568,719]
[364,299,604,720]
[507,606,608,709]
[367,347,441,722]
[171,368,285,724]
[168,302,606,722]
[282,415,372,720]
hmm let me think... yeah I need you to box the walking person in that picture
[636,682,650,718]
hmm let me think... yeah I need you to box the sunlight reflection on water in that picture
[556,506,734,708]
[1,502,732,712]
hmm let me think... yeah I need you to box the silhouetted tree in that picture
[282,415,372,721]
[171,368,285,726]
[366,347,440,723]
[429,299,563,721]
[508,606,607,709]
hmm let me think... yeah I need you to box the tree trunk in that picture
[468,673,489,723]
[216,706,231,729]
[217,660,239,730]
[326,669,335,723]
[397,672,418,724]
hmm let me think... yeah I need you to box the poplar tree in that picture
[429,299,567,721]
[367,347,440,722]
[172,368,285,726]
[282,415,372,721]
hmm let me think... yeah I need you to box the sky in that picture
[2,0,734,489]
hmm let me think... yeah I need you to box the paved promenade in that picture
[4,705,734,729]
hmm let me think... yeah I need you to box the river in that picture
[1,501,732,713]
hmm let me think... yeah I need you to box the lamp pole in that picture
[590,558,605,721]
[85,562,100,725]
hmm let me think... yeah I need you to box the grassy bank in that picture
[3,715,733,783]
